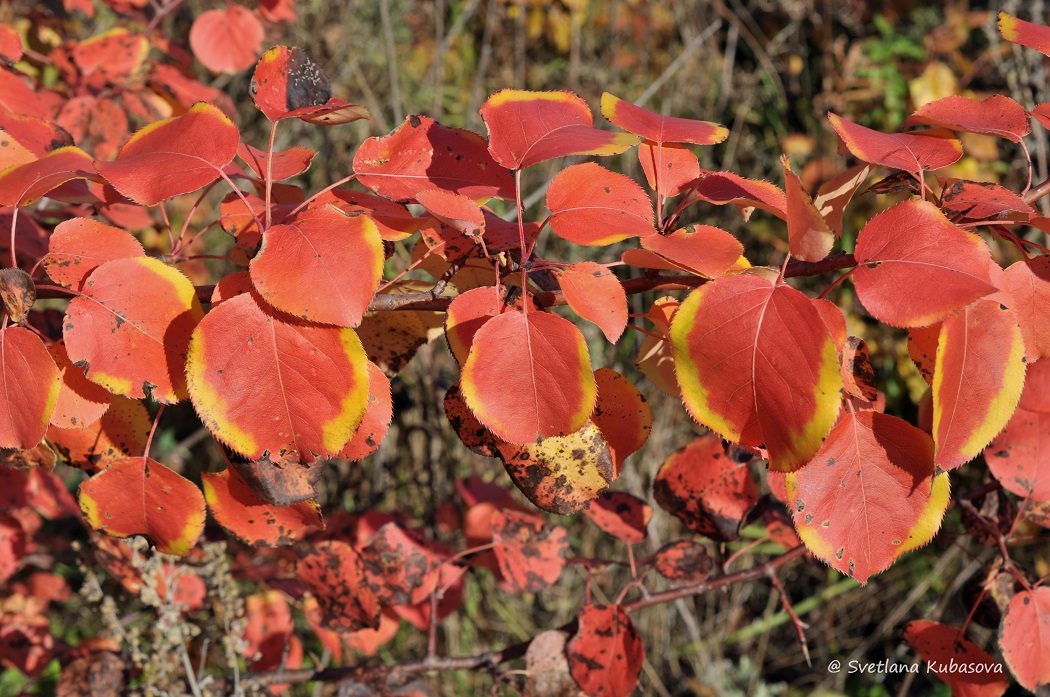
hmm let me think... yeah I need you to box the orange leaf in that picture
[47,396,149,473]
[999,587,1050,690]
[338,362,392,461]
[298,541,381,633]
[559,262,627,342]
[491,509,568,593]
[189,6,264,74]
[591,368,652,475]
[905,95,1030,143]
[201,467,323,547]
[640,225,743,278]
[46,340,111,430]
[1002,255,1050,362]
[250,46,370,124]
[78,456,206,556]
[636,141,701,199]
[43,217,145,290]
[0,328,59,449]
[601,92,728,145]
[0,147,96,206]
[546,162,656,245]
[903,620,1008,696]
[999,12,1050,57]
[566,605,644,697]
[782,155,834,262]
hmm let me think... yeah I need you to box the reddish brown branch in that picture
[1024,176,1050,205]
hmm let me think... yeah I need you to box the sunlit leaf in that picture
[903,620,1008,697]
[905,95,1030,143]
[202,467,323,547]
[640,225,743,278]
[190,6,264,74]
[47,396,149,473]
[828,113,963,172]
[591,368,652,475]
[251,46,370,125]
[43,217,145,290]
[546,162,656,245]
[999,12,1050,57]
[338,362,392,461]
[601,92,728,145]
[782,155,834,262]
[998,587,1050,690]
[0,327,59,449]
[0,146,96,206]
[1002,255,1050,362]
[559,262,627,342]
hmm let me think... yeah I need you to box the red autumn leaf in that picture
[324,189,425,241]
[48,396,149,473]
[567,604,644,697]
[999,12,1050,57]
[582,491,651,544]
[359,522,442,606]
[813,164,869,236]
[0,25,22,66]
[491,509,568,593]
[497,421,614,515]
[933,298,1025,470]
[299,541,381,632]
[1033,103,1050,131]
[415,188,485,240]
[782,156,834,262]
[1022,360,1050,413]
[601,92,728,145]
[653,434,758,541]
[43,217,145,290]
[670,274,842,472]
[637,141,701,199]
[236,142,316,181]
[243,590,293,661]
[0,146,96,206]
[186,290,370,461]
[903,620,1008,697]
[0,327,60,449]
[71,28,148,89]
[908,324,940,385]
[905,95,1030,143]
[828,113,963,173]
[0,514,25,585]
[940,180,1034,223]
[0,442,56,471]
[785,412,949,583]
[250,46,370,124]
[250,205,384,327]
[559,262,628,342]
[693,171,787,219]
[591,368,652,475]
[63,257,203,403]
[640,224,744,278]
[1002,255,1050,362]
[47,340,111,430]
[444,287,502,366]
[462,310,596,444]
[481,89,639,169]
[79,456,206,556]
[201,467,323,547]
[57,96,128,160]
[94,103,239,206]
[210,271,253,307]
[653,539,713,583]
[546,162,656,246]
[852,200,996,327]
[189,6,264,74]
[354,114,512,201]
[0,113,73,159]
[998,587,1050,690]
[0,68,50,120]
[339,362,393,461]
[985,407,1050,502]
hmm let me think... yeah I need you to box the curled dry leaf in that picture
[0,268,34,323]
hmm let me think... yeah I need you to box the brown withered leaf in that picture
[56,651,126,697]
[0,267,34,323]
[1,442,57,470]
[223,442,328,507]
[842,336,878,401]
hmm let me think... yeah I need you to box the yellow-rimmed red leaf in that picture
[558,261,627,342]
[782,156,834,262]
[637,141,701,199]
[546,162,656,245]
[640,224,743,278]
[47,396,149,473]
[189,6,264,74]
[985,407,1050,501]
[462,310,596,444]
[601,92,728,145]
[670,275,841,472]
[653,434,758,541]
[933,298,1025,470]
[250,46,371,125]
[693,171,787,219]
[236,142,316,181]
[0,113,73,160]
[905,95,1030,143]
[491,509,568,593]
[444,383,501,457]
[785,411,949,583]
[444,287,501,365]
[250,205,384,327]
[298,541,381,633]
[47,340,110,430]
[498,421,614,515]
[591,368,651,475]
[582,491,651,544]
[903,621,1008,697]
[354,114,512,201]
[186,290,370,461]
[43,217,145,290]
[852,200,996,327]
[999,587,1050,690]
[481,90,639,170]
[338,362,392,461]
[78,456,206,556]
[94,103,239,206]
[0,327,59,449]
[0,146,96,206]
[567,605,644,697]
[1003,255,1050,362]
[813,164,869,236]
[828,113,963,172]
[63,257,203,403]
[201,467,323,547]
[999,12,1050,57]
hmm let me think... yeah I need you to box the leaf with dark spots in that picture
[841,336,878,401]
[0,268,34,323]
[359,523,442,606]
[298,541,380,633]
[202,466,323,547]
[444,383,502,457]
[250,46,370,125]
[984,407,1050,501]
[0,442,57,471]
[223,443,328,507]
[582,491,651,543]
[566,604,644,697]
[47,396,148,473]
[339,362,393,461]
[653,434,758,542]
[0,327,59,449]
[653,539,713,583]
[491,509,568,593]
